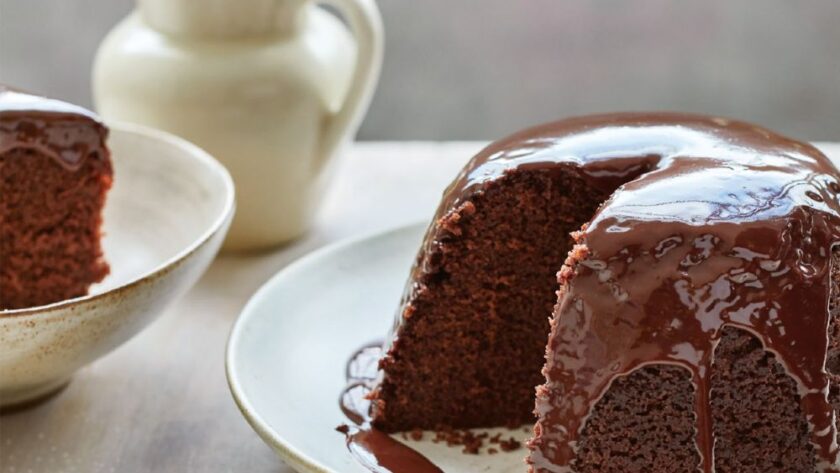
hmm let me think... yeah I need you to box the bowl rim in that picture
[0,120,236,318]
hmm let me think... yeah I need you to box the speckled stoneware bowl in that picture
[0,122,235,408]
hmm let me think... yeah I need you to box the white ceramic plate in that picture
[226,223,532,472]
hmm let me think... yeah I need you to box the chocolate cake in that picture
[0,87,113,310]
[365,113,840,472]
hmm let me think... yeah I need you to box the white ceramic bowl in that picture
[0,122,235,408]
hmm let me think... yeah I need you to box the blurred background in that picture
[1,0,838,141]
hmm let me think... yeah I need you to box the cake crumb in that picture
[461,431,483,454]
[462,444,480,454]
[410,429,423,441]
[429,428,522,455]
[499,437,521,452]
[336,424,350,434]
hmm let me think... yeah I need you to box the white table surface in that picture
[0,142,484,473]
[2,141,838,473]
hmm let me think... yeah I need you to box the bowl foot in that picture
[0,377,71,414]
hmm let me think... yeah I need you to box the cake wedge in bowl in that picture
[0,88,235,408]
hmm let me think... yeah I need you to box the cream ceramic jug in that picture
[93,0,383,251]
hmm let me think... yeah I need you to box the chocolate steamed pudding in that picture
[0,86,112,310]
[364,113,840,472]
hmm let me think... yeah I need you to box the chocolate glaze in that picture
[373,112,840,472]
[339,343,443,473]
[503,114,840,472]
[0,86,108,171]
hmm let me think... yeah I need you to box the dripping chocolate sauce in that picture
[338,343,443,473]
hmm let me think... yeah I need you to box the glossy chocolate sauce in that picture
[0,86,108,171]
[502,114,840,472]
[371,113,840,472]
[339,344,443,473]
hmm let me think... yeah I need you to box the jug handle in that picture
[316,0,383,171]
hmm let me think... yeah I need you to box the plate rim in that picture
[225,222,425,473]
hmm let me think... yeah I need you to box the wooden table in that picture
[0,142,483,473]
[3,141,838,472]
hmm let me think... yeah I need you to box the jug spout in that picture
[137,0,308,38]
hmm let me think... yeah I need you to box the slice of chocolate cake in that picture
[0,87,113,310]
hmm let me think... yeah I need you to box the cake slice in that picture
[0,86,113,310]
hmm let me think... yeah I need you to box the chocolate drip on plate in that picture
[339,343,443,473]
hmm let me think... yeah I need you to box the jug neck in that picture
[137,0,308,39]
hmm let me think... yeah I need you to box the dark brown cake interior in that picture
[372,167,617,431]
[0,140,112,310]
[573,323,833,472]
